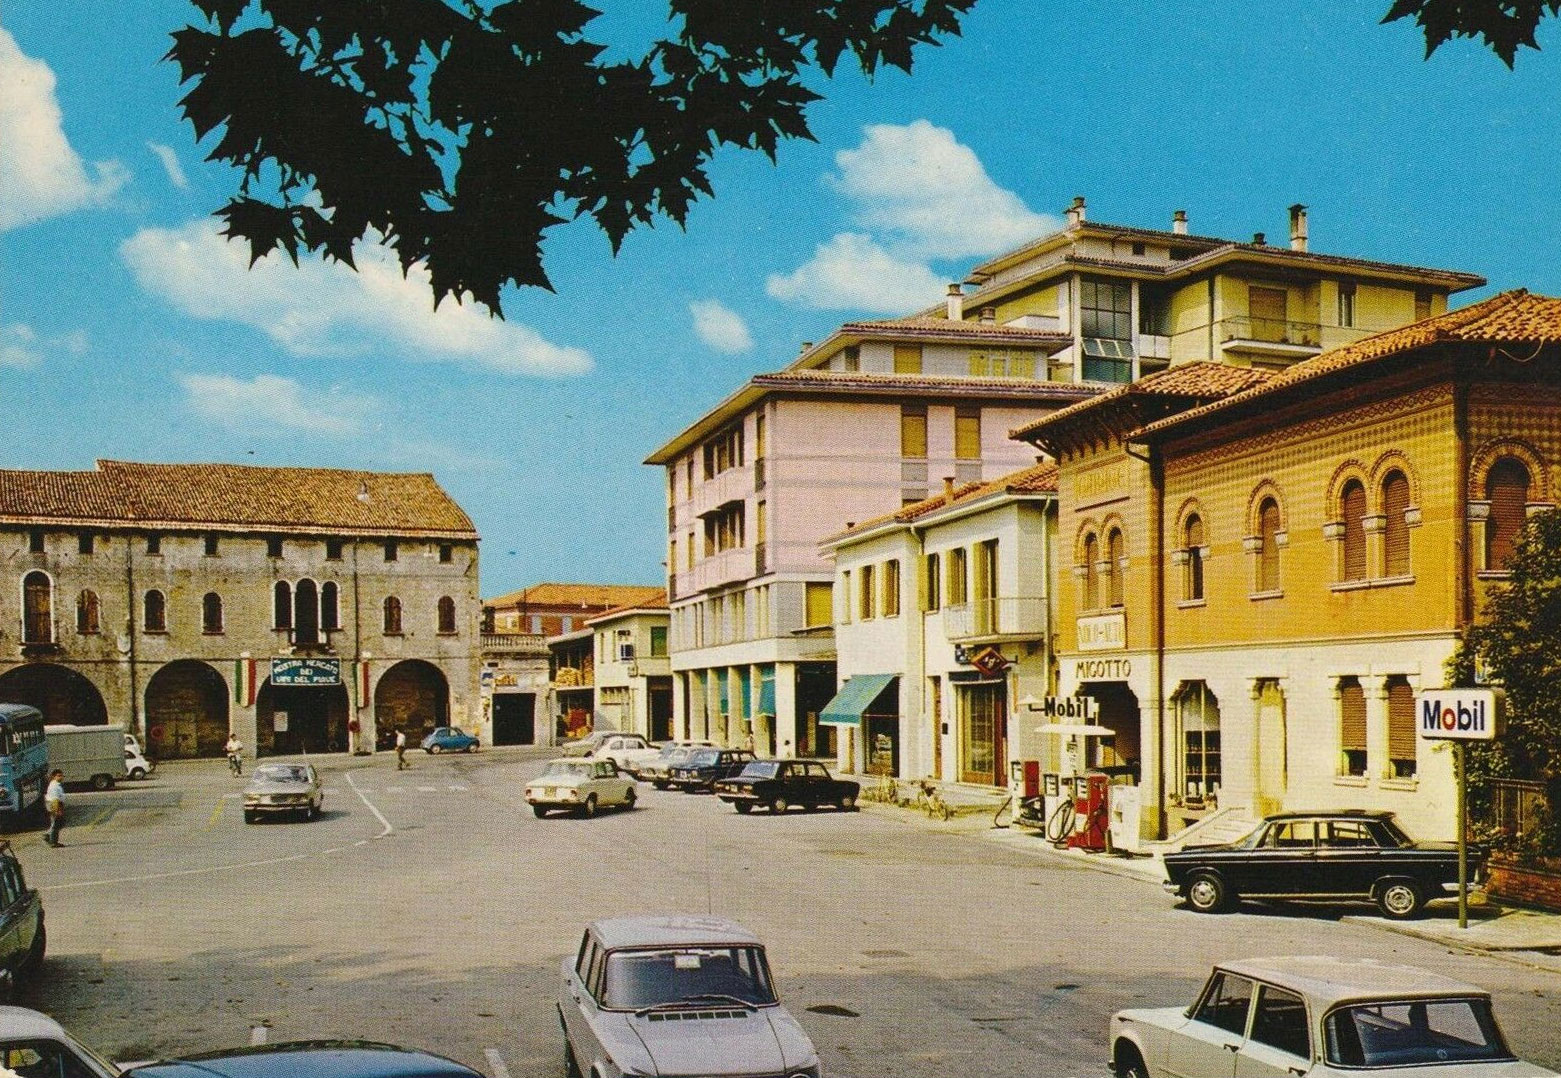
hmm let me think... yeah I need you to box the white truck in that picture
[44,724,125,790]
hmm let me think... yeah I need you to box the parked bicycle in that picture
[914,779,952,821]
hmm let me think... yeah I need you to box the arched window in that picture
[202,592,224,634]
[383,595,403,635]
[1106,528,1125,608]
[143,589,166,633]
[1486,457,1531,571]
[1382,470,1411,577]
[1257,498,1281,592]
[321,581,340,631]
[437,596,457,634]
[22,572,53,644]
[1340,479,1366,581]
[273,580,292,630]
[76,589,100,635]
[1184,515,1204,601]
[294,578,319,645]
[1082,533,1099,611]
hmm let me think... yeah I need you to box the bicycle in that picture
[914,779,952,821]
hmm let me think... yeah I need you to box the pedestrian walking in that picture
[395,728,409,770]
[43,769,65,848]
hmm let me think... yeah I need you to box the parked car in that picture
[125,742,154,780]
[559,915,821,1078]
[525,759,636,818]
[1162,809,1480,919]
[242,762,324,823]
[560,730,617,757]
[0,1006,117,1077]
[421,726,479,753]
[0,844,45,1002]
[669,748,756,792]
[637,744,707,789]
[1108,955,1556,1078]
[715,759,861,814]
[592,734,653,772]
[125,1041,485,1077]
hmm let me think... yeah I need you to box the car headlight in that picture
[243,794,259,804]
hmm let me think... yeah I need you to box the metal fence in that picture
[1476,777,1549,847]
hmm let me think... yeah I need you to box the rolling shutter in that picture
[1339,678,1367,754]
[1342,481,1366,581]
[1387,678,1416,768]
[1383,472,1411,577]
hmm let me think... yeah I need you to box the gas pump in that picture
[1064,772,1111,851]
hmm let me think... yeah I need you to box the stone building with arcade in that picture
[0,460,480,759]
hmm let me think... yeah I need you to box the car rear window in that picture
[601,946,777,1009]
[1325,998,1513,1067]
[740,762,779,779]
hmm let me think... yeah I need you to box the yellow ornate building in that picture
[1018,291,1561,841]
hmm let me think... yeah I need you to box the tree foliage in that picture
[166,0,975,315]
[1384,0,1561,67]
[1450,509,1561,857]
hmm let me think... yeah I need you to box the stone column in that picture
[774,662,797,758]
[1363,674,1389,782]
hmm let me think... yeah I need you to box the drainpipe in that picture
[1125,438,1168,840]
[352,539,365,752]
[1453,375,1471,630]
[125,534,140,739]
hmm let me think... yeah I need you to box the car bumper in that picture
[245,800,315,814]
[1161,881,1182,894]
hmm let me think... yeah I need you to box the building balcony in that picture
[687,546,758,593]
[552,666,594,689]
[691,463,754,518]
[481,632,548,656]
[941,596,1048,643]
[19,639,61,659]
[1217,316,1324,360]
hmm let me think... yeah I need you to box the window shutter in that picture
[893,345,922,373]
[900,406,927,458]
[1259,500,1281,591]
[954,407,981,459]
[1387,679,1416,764]
[1487,459,1530,570]
[1383,472,1411,576]
[1339,679,1367,753]
[1342,481,1366,581]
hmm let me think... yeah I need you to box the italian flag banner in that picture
[234,656,257,706]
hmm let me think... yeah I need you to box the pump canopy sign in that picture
[1416,689,1504,741]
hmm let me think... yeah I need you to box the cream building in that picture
[586,593,672,741]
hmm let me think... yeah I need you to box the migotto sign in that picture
[1416,688,1504,741]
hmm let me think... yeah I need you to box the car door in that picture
[802,762,830,805]
[1240,820,1318,894]
[0,856,26,984]
[1315,819,1382,895]
[1164,971,1250,1078]
[562,935,610,1067]
[1235,982,1311,1077]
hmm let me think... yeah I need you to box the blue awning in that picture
[819,674,897,727]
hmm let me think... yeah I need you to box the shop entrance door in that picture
[959,682,1006,786]
[492,693,535,745]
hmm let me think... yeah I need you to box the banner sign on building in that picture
[1037,695,1099,721]
[271,658,342,686]
[1416,689,1503,741]
[1076,612,1126,652]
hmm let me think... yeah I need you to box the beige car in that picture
[525,759,636,818]
[242,762,324,823]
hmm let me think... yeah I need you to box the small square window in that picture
[266,537,283,558]
[28,530,44,554]
[146,534,161,555]
[384,540,398,562]
[438,544,453,563]
[78,532,93,555]
[326,539,344,560]
[205,534,220,556]
[1131,242,1146,256]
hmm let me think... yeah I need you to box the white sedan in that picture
[525,759,636,818]
[1109,955,1557,1077]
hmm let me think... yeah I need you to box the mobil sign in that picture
[1416,688,1504,741]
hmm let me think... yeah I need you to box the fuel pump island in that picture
[1011,694,1133,852]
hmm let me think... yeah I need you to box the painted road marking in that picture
[417,786,437,792]
[250,1025,268,1045]
[484,1048,511,1078]
[202,799,224,831]
[345,771,393,838]
[86,807,112,830]
[42,852,309,892]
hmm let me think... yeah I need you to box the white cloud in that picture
[830,120,1055,260]
[121,221,593,377]
[178,373,378,436]
[688,299,753,353]
[0,322,89,369]
[765,233,946,313]
[146,142,188,190]
[0,28,128,230]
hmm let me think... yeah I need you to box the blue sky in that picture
[3,2,1560,598]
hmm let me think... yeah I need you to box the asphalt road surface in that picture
[15,747,1561,1077]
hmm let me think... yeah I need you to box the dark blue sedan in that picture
[421,726,479,754]
[124,1041,484,1078]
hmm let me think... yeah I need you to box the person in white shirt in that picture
[43,770,65,847]
[225,734,244,775]
[395,729,409,770]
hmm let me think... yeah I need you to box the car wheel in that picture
[22,921,44,977]
[129,767,146,781]
[770,797,789,814]
[428,744,442,754]
[1113,1043,1150,1078]
[91,773,112,791]
[653,781,669,790]
[734,802,753,814]
[839,793,857,812]
[621,789,636,811]
[465,743,477,753]
[582,795,598,818]
[1186,871,1230,913]
[1376,879,1424,920]
[244,811,258,824]
[532,805,548,818]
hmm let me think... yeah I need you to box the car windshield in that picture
[739,761,779,779]
[657,745,686,759]
[254,765,308,783]
[1325,997,1514,1067]
[602,945,777,1009]
[687,750,720,766]
[541,761,593,779]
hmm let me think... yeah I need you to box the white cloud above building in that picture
[765,232,947,313]
[0,28,128,230]
[689,299,754,353]
[178,372,378,436]
[0,322,88,369]
[121,221,593,377]
[146,142,189,190]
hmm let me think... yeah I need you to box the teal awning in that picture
[819,674,896,727]
[757,668,776,716]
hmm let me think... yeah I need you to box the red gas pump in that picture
[1065,772,1111,851]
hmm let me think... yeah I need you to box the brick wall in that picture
[1485,858,1561,912]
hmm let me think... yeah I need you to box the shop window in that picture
[143,589,167,633]
[1339,676,1366,776]
[1183,515,1205,601]
[1382,470,1411,576]
[438,596,457,634]
[1257,497,1281,593]
[383,595,403,635]
[22,572,52,643]
[1386,676,1416,778]
[1485,457,1530,571]
[76,590,100,635]
[1178,682,1220,800]
[1106,528,1124,608]
[1082,533,1099,611]
[1341,480,1367,581]
[202,592,224,634]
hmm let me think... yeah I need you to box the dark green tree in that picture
[1450,509,1561,857]
[166,0,975,314]
[1384,0,1561,67]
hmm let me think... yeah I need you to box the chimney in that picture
[946,283,964,321]
[980,306,997,325]
[1289,203,1308,252]
[1253,232,1266,246]
[943,476,955,502]
[1172,209,1188,235]
[1065,195,1086,227]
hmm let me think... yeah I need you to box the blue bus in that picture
[0,705,48,822]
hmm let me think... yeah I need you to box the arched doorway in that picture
[145,661,230,758]
[0,663,107,726]
[1078,681,1141,774]
[257,679,349,756]
[374,660,449,748]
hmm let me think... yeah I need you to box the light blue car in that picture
[421,726,479,754]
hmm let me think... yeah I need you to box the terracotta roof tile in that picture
[755,370,1098,402]
[485,583,665,610]
[842,316,1069,339]
[830,462,1059,541]
[1133,290,1561,439]
[587,589,670,624]
[1009,363,1276,441]
[0,460,475,537]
